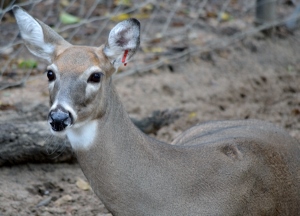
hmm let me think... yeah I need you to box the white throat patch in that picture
[67,120,98,150]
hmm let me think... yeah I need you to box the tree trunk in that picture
[0,104,179,166]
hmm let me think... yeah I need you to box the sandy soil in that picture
[1,22,300,216]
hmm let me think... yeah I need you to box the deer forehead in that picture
[54,46,111,75]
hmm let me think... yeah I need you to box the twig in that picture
[1,0,298,90]
[115,13,300,80]
[161,0,182,36]
[57,0,154,33]
[0,67,33,91]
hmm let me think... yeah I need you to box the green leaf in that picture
[60,12,81,24]
[115,0,132,7]
[18,59,37,69]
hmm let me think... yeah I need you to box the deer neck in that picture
[66,78,166,213]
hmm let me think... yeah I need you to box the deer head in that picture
[13,6,140,136]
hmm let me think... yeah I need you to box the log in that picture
[0,105,179,166]
[256,0,277,35]
[0,121,74,166]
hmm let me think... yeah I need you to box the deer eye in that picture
[88,72,102,83]
[47,70,56,82]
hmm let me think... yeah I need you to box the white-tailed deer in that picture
[13,6,300,216]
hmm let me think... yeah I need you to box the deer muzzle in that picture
[48,108,73,132]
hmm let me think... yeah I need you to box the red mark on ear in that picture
[122,50,128,66]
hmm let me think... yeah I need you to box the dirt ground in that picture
[1,6,300,216]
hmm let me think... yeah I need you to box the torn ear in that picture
[13,5,71,63]
[103,18,140,69]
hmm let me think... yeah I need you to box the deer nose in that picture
[48,110,72,132]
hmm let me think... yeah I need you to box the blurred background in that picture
[0,0,298,87]
[1,0,300,215]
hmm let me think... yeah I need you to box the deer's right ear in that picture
[13,5,71,63]
[103,18,140,69]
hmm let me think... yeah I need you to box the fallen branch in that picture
[0,107,179,166]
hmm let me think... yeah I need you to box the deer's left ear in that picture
[103,18,140,69]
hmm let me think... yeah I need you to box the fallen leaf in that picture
[54,195,73,206]
[292,108,300,115]
[206,10,217,18]
[60,12,81,24]
[60,0,70,7]
[18,59,37,69]
[188,112,197,119]
[142,47,164,53]
[172,21,185,27]
[133,12,150,20]
[115,0,132,7]
[110,13,130,22]
[141,3,154,13]
[76,178,91,190]
[219,12,232,22]
[36,196,52,207]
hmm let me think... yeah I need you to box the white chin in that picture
[50,128,68,137]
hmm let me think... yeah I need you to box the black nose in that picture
[48,110,72,132]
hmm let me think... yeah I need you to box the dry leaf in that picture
[60,12,81,24]
[36,196,52,207]
[76,178,91,190]
[54,195,73,206]
[141,3,154,13]
[110,13,130,22]
[133,13,150,20]
[60,0,70,7]
[142,47,164,53]
[188,112,197,119]
[115,0,132,7]
[219,12,232,22]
